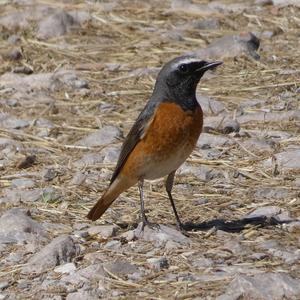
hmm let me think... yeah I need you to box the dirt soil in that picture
[0,0,299,299]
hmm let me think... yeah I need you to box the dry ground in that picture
[0,0,299,299]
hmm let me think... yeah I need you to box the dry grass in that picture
[0,0,300,299]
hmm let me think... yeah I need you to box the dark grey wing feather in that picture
[109,103,157,184]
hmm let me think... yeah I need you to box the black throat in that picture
[152,77,200,111]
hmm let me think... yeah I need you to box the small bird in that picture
[87,55,222,230]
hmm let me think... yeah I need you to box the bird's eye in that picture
[179,64,189,73]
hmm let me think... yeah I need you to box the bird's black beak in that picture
[196,61,223,72]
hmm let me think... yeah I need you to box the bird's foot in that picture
[176,222,190,237]
[141,217,160,231]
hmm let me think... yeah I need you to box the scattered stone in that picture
[132,223,190,246]
[253,187,289,200]
[197,133,233,148]
[76,126,122,147]
[146,257,169,271]
[237,110,300,124]
[191,256,213,268]
[74,153,104,167]
[13,66,33,75]
[192,18,220,30]
[0,208,46,245]
[193,32,260,60]
[104,260,139,276]
[51,69,89,90]
[22,235,78,274]
[0,281,9,290]
[43,168,57,181]
[0,12,29,31]
[101,146,120,163]
[11,178,35,189]
[104,240,122,250]
[0,113,29,129]
[0,69,88,94]
[178,163,222,181]
[66,291,98,300]
[69,171,87,185]
[285,221,300,233]
[17,155,36,169]
[2,187,59,204]
[272,0,300,7]
[246,206,282,218]
[204,116,240,134]
[54,262,76,274]
[263,149,300,171]
[37,11,78,40]
[197,94,226,115]
[217,273,300,300]
[241,138,275,153]
[87,225,119,239]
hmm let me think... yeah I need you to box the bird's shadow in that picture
[180,216,293,233]
[120,216,294,233]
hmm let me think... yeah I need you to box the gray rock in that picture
[193,32,260,60]
[66,291,98,300]
[0,208,45,245]
[191,256,213,268]
[51,69,89,90]
[2,187,59,204]
[178,163,221,181]
[217,273,300,300]
[0,113,29,129]
[146,257,169,271]
[246,206,282,218]
[104,260,139,276]
[241,138,275,153]
[37,11,77,40]
[74,153,104,167]
[0,72,52,93]
[0,281,9,290]
[69,171,87,185]
[54,262,76,274]
[87,225,118,239]
[11,178,35,188]
[133,223,190,246]
[237,110,300,124]
[0,69,88,94]
[76,126,122,147]
[22,235,78,274]
[171,0,216,15]
[0,12,29,31]
[197,133,233,149]
[62,264,105,286]
[268,248,300,265]
[197,95,226,115]
[272,0,300,7]
[199,148,223,160]
[263,149,300,171]
[101,146,121,163]
[285,221,300,233]
[192,18,220,30]
[204,116,240,134]
[253,187,289,200]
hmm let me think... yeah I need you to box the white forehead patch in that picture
[171,57,200,70]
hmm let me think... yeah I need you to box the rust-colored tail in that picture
[87,176,136,221]
[86,190,117,221]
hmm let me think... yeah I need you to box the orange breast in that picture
[121,102,203,179]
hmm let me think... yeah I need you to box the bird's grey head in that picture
[152,55,222,109]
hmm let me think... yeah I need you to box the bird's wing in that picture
[110,103,156,184]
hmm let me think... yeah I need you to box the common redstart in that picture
[87,55,222,230]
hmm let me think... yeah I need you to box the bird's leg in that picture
[166,171,186,233]
[138,180,159,230]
